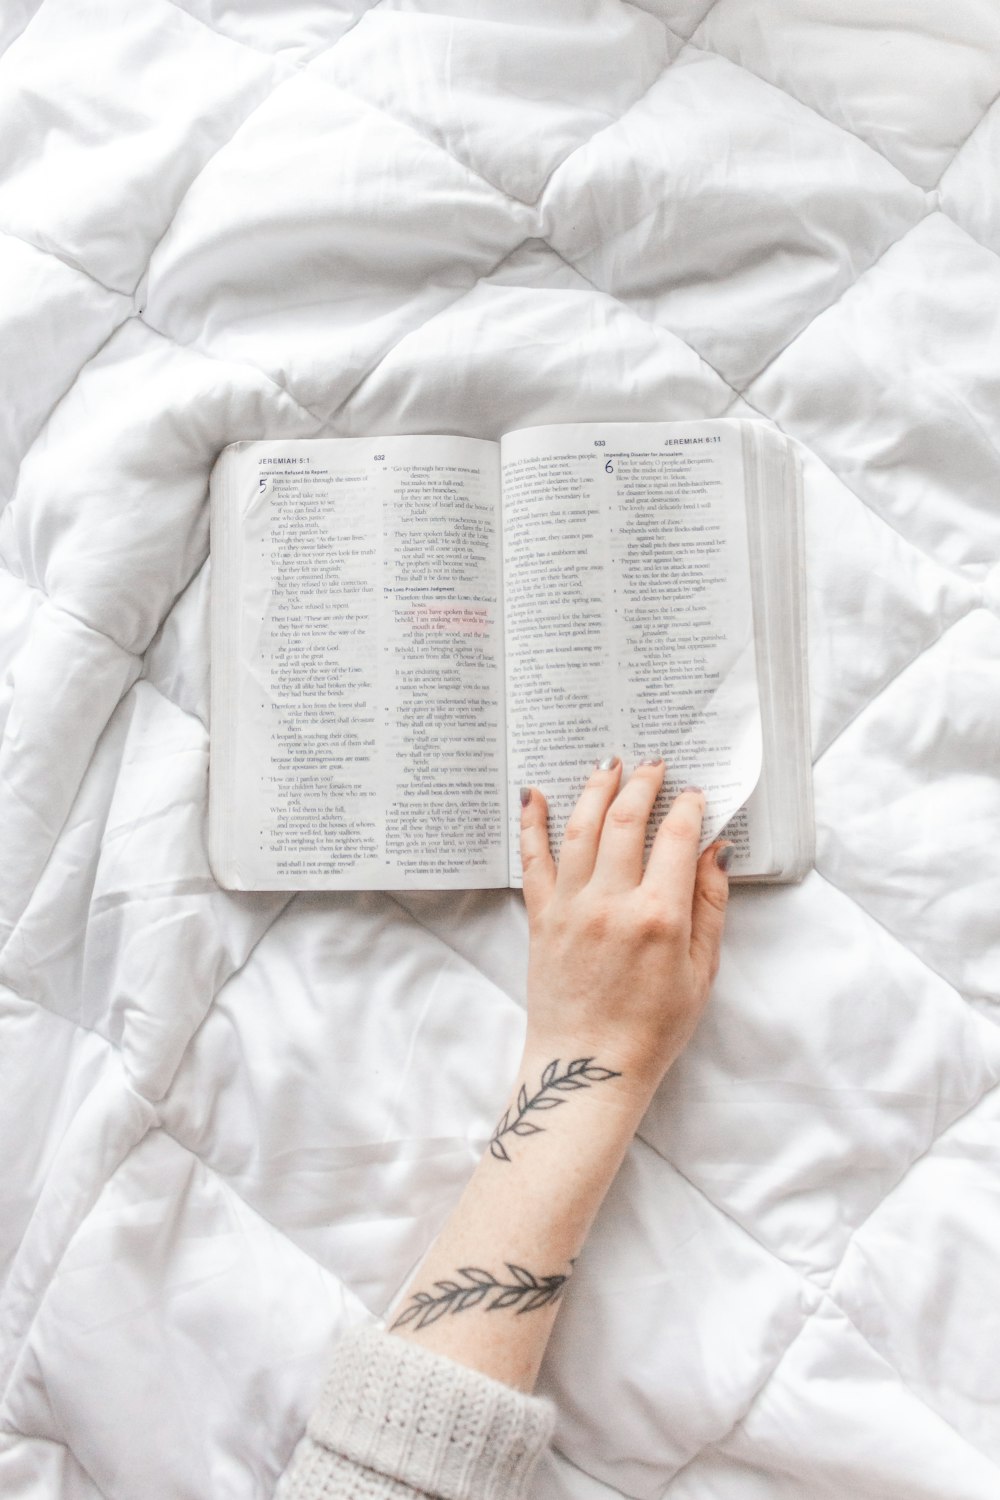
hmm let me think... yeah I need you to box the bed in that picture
[2,2,999,1496]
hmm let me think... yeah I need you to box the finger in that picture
[519,786,556,919]
[591,759,666,891]
[689,842,732,991]
[555,757,623,894]
[642,786,705,925]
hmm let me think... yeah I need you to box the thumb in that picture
[689,842,732,990]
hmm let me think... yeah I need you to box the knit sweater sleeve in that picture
[276,1323,557,1500]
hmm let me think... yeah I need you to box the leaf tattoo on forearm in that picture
[391,1262,572,1330]
[489,1057,622,1162]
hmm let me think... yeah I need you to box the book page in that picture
[500,422,761,883]
[214,436,507,889]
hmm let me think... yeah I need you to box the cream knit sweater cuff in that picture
[303,1322,557,1499]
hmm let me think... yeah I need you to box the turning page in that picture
[210,435,508,890]
[500,422,762,883]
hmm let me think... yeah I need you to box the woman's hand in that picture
[519,757,732,1111]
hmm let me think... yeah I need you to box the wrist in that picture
[512,1033,659,1136]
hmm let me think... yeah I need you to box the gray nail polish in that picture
[715,844,734,872]
[519,786,532,807]
[683,784,703,795]
[639,757,664,767]
[595,755,620,771]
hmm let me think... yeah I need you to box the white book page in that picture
[500,422,762,883]
[216,436,507,889]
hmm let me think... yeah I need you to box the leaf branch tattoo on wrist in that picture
[391,1262,573,1330]
[489,1057,622,1162]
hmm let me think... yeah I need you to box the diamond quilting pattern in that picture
[626,0,718,42]
[748,213,1000,574]
[543,47,927,388]
[797,443,976,757]
[638,871,1000,1282]
[537,1142,813,1496]
[0,233,129,499]
[343,271,736,439]
[1,3,999,1498]
[815,609,1000,1001]
[159,889,527,1309]
[0,318,316,654]
[0,1,42,60]
[171,0,378,63]
[0,0,283,292]
[939,98,1000,258]
[0,1432,107,1499]
[142,70,535,421]
[833,1086,1000,1466]
[0,601,138,943]
[694,0,1000,189]
[0,986,114,1288]
[1,681,289,1100]
[314,0,672,204]
[142,560,211,729]
[719,1299,1000,1499]
[0,1128,368,1499]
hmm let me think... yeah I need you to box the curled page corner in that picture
[630,625,762,861]
[662,635,764,852]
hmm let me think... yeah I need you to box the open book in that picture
[209,421,813,891]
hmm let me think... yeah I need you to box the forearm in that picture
[386,1034,650,1392]
[281,765,729,1500]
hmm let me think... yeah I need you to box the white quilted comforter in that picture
[2,3,999,1497]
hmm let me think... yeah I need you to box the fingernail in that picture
[715,843,734,872]
[519,786,532,807]
[595,755,620,771]
[683,784,703,795]
[639,757,664,767]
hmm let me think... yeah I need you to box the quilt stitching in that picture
[648,1059,1000,1297]
[683,14,1000,194]
[0,899,995,1494]
[0,1104,157,1411]
[131,308,335,430]
[137,230,537,433]
[150,1124,365,1288]
[658,1307,820,1498]
[814,854,983,1002]
[716,1286,1000,1486]
[4,4,999,1493]
[5,1054,995,1500]
[159,0,384,65]
[479,1081,1000,1493]
[0,544,148,662]
[539,236,991,605]
[346,880,1000,1315]
[0,224,133,304]
[0,3,43,63]
[2,695,987,1277]
[0,1430,113,1500]
[3,0,1000,523]
[0,28,982,1034]
[930,84,1000,192]
[0,831,295,1113]
[311,33,677,211]
[808,606,975,762]
[543,37,933,265]
[4,46,995,565]
[632,1119,1000,1490]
